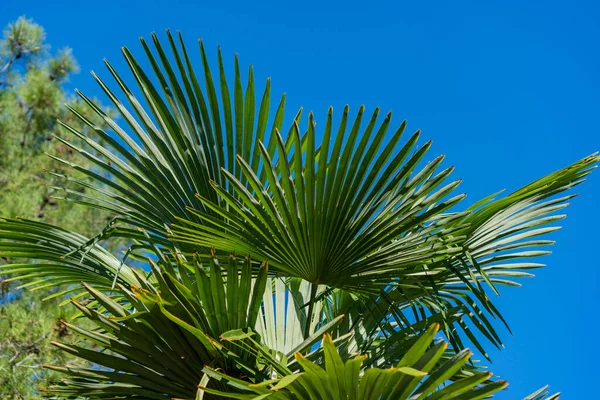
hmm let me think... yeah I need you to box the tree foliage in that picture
[0,16,111,230]
[0,26,590,399]
[0,16,113,399]
[0,290,90,398]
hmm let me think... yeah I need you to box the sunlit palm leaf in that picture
[525,385,560,400]
[174,107,466,291]
[198,324,508,400]
[50,30,288,250]
[256,277,331,355]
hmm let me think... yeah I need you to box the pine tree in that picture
[0,16,113,399]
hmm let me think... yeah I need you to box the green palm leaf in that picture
[197,324,508,400]
[50,30,288,250]
[256,277,333,355]
[174,107,466,290]
[0,218,146,296]
[43,254,277,399]
[525,385,561,400]
[172,100,597,350]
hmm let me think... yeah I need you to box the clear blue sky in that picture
[2,0,599,397]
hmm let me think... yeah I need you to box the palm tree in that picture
[1,30,594,399]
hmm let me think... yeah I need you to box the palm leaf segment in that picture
[0,218,145,297]
[256,277,327,355]
[525,385,560,400]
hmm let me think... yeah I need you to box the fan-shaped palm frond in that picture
[171,98,598,350]
[325,156,598,361]
[174,107,467,290]
[173,108,597,293]
[49,30,289,251]
[197,324,507,400]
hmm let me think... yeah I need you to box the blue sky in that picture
[2,0,599,397]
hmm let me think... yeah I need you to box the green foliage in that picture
[525,386,561,400]
[200,325,506,400]
[0,290,89,399]
[0,16,44,70]
[0,27,588,399]
[0,16,114,399]
[43,255,269,398]
[39,256,506,400]
[0,16,109,233]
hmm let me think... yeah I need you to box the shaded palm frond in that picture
[44,255,272,399]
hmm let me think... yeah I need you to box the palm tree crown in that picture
[1,30,595,399]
